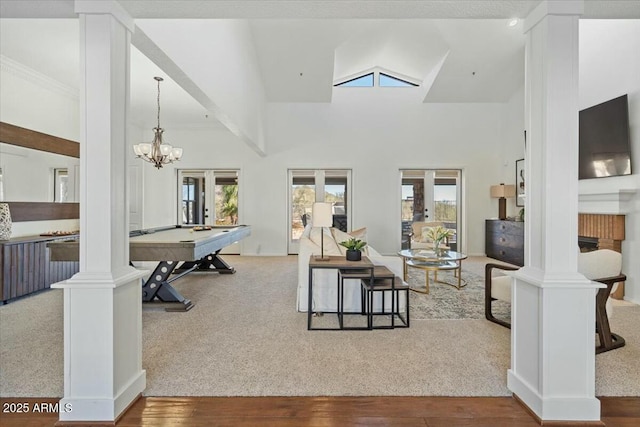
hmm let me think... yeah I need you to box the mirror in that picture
[0,122,80,203]
[1,143,79,202]
[0,122,80,222]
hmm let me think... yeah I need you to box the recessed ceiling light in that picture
[509,18,519,27]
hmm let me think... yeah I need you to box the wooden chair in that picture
[485,249,626,353]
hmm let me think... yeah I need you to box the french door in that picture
[288,169,351,254]
[177,169,241,253]
[400,169,462,251]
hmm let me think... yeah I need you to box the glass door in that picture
[288,169,351,254]
[181,173,205,225]
[401,169,462,251]
[213,171,239,225]
[177,169,241,253]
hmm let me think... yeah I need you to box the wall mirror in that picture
[0,122,80,221]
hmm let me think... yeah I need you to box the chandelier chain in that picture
[156,78,161,129]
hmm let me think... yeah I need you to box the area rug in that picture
[407,267,510,321]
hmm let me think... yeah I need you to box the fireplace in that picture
[578,236,599,252]
[578,213,626,299]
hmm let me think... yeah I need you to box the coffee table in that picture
[397,249,468,294]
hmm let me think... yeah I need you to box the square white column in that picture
[508,1,603,422]
[51,1,147,422]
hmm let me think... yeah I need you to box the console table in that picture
[0,234,79,303]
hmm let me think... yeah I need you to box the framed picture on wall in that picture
[516,158,525,207]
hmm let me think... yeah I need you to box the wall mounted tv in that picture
[579,94,632,180]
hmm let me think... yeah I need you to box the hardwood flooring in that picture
[1,396,638,427]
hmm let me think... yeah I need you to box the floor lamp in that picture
[490,184,516,220]
[312,202,333,261]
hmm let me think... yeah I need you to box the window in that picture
[334,73,374,87]
[335,70,419,88]
[379,72,417,87]
[54,168,68,202]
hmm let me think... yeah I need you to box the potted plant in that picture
[339,237,367,261]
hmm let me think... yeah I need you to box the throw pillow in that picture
[331,227,369,255]
[349,227,367,242]
[301,224,313,238]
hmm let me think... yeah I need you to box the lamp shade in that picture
[312,202,333,227]
[490,184,516,198]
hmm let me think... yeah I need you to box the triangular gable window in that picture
[334,73,374,87]
[379,73,417,87]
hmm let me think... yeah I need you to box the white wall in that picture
[500,86,526,218]
[579,20,640,303]
[136,20,267,154]
[0,57,81,237]
[141,96,505,256]
[0,56,79,141]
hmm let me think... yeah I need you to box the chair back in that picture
[411,221,445,241]
[578,249,622,280]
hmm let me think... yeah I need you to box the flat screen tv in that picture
[579,94,632,180]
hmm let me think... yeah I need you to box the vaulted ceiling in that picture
[1,1,639,133]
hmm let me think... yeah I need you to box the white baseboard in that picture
[58,370,146,421]
[508,369,600,421]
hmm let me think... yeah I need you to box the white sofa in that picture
[296,225,407,313]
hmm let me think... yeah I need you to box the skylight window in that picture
[379,73,417,87]
[334,71,419,88]
[334,73,374,87]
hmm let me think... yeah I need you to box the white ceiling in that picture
[1,1,639,130]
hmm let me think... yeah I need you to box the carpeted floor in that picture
[1,255,638,398]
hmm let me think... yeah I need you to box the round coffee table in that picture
[397,249,468,294]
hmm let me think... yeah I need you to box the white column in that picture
[508,1,603,422]
[51,1,147,422]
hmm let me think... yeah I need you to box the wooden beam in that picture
[6,202,79,222]
[0,122,79,158]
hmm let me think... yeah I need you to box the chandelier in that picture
[133,77,183,169]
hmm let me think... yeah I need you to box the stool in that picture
[361,272,410,329]
[337,267,374,330]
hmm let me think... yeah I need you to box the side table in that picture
[360,266,410,329]
[307,255,374,330]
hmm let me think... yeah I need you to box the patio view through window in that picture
[289,169,351,253]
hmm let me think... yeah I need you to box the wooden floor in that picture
[1,396,639,427]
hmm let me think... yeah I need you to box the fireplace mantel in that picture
[578,189,637,214]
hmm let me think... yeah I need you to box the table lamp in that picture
[490,184,516,220]
[312,202,333,261]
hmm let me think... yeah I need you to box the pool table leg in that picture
[176,249,236,274]
[141,261,195,312]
